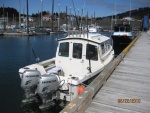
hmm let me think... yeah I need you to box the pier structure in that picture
[60,32,150,113]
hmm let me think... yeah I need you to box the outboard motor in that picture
[36,73,60,109]
[20,69,40,103]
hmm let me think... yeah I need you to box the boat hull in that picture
[112,36,134,45]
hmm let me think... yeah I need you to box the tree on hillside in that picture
[31,11,52,17]
[0,7,19,18]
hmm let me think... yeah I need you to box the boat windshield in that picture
[120,27,125,31]
[73,43,82,59]
[86,44,98,61]
[58,42,69,57]
[125,27,131,32]
[114,27,119,32]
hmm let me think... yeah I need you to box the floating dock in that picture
[60,32,150,113]
[2,32,36,36]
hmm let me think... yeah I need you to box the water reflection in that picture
[0,34,66,113]
[21,102,63,113]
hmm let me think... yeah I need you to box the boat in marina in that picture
[88,24,103,32]
[111,22,135,45]
[19,27,114,109]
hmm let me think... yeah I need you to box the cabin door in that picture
[70,42,84,76]
[56,42,71,76]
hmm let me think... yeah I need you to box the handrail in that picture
[68,30,87,38]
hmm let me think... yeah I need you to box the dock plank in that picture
[86,102,140,113]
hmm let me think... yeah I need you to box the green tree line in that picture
[0,7,19,18]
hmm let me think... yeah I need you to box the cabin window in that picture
[114,27,119,32]
[86,44,98,61]
[126,27,131,32]
[105,40,111,51]
[101,43,105,54]
[120,27,125,31]
[101,40,111,55]
[73,43,82,59]
[58,42,69,57]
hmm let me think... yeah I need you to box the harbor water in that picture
[0,32,126,113]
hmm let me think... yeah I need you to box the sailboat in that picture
[19,27,114,109]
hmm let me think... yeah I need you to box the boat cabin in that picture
[55,31,113,84]
[19,30,114,105]
[114,24,132,33]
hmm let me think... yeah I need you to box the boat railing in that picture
[39,58,55,67]
[68,30,87,38]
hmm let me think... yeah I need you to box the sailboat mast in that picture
[129,2,131,24]
[111,12,113,30]
[115,3,116,25]
[41,0,43,28]
[18,0,21,30]
[86,11,88,38]
[81,0,86,31]
[81,8,83,31]
[66,5,67,31]
[51,0,54,32]
[94,11,95,25]
[72,0,79,29]
[26,0,29,34]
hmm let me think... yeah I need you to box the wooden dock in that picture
[85,32,150,113]
[60,32,150,113]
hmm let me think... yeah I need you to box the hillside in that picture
[113,7,150,20]
[0,7,19,18]
[1,7,150,21]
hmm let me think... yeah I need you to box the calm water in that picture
[0,32,126,113]
[0,34,67,113]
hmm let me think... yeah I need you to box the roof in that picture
[43,14,51,17]
[114,23,131,28]
[58,30,110,44]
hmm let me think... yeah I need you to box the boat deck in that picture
[85,32,150,113]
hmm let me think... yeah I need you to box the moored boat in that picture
[111,22,135,45]
[19,27,114,109]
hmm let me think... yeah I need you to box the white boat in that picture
[19,28,114,109]
[88,24,103,32]
[111,22,135,45]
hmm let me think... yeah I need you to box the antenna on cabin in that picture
[28,37,40,62]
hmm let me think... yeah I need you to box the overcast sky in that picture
[0,0,150,17]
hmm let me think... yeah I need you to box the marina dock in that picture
[60,32,150,113]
